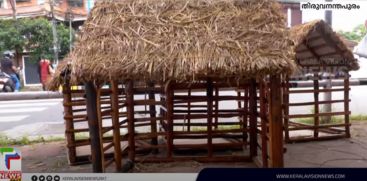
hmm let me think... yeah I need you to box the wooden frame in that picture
[62,77,286,172]
[283,72,351,143]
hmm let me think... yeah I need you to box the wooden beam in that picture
[148,82,158,153]
[110,81,122,171]
[249,79,257,158]
[207,79,214,157]
[313,73,320,138]
[126,80,136,161]
[283,76,290,143]
[165,80,174,158]
[344,73,351,138]
[268,75,284,168]
[85,82,103,173]
[62,80,77,165]
[259,80,268,168]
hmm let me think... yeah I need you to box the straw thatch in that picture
[47,57,72,90]
[290,20,359,70]
[65,0,295,84]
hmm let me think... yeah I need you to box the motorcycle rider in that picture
[0,51,20,92]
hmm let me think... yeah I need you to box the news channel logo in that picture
[0,147,22,180]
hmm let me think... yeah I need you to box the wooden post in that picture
[187,88,191,132]
[214,86,219,130]
[165,81,174,158]
[111,81,122,171]
[62,81,76,164]
[344,72,350,138]
[126,80,135,161]
[240,85,249,147]
[207,79,214,157]
[85,82,103,173]
[313,73,320,138]
[148,82,158,152]
[249,79,258,158]
[268,75,284,168]
[283,76,290,142]
[259,80,268,168]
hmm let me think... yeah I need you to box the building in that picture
[0,0,92,86]
[279,0,303,27]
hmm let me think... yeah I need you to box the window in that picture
[68,0,83,7]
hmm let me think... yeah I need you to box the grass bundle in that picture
[53,0,297,87]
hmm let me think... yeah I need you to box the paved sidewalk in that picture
[18,121,367,173]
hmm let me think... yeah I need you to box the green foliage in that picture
[0,134,65,146]
[0,18,74,62]
[0,20,24,54]
[338,24,367,42]
[294,114,367,125]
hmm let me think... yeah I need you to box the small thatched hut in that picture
[284,20,359,142]
[50,0,296,172]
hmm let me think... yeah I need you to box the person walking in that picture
[39,59,54,91]
[0,51,21,92]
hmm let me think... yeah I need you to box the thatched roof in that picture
[47,57,72,90]
[60,0,295,85]
[290,20,359,71]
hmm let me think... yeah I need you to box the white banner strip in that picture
[300,0,367,11]
[23,173,198,181]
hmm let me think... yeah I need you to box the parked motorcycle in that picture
[0,71,15,92]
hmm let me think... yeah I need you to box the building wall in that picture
[15,0,38,7]
[58,0,87,16]
[281,2,303,27]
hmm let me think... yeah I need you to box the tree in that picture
[0,17,74,62]
[0,20,24,55]
[338,24,367,42]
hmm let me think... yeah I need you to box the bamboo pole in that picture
[187,88,191,132]
[344,72,351,138]
[111,81,122,171]
[259,80,268,168]
[268,75,284,168]
[126,80,136,161]
[165,81,174,158]
[63,81,77,164]
[85,82,103,173]
[249,79,257,158]
[214,86,219,130]
[314,73,320,138]
[283,76,290,142]
[207,79,214,157]
[148,82,159,153]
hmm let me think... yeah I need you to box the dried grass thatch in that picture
[65,0,295,84]
[290,20,359,71]
[47,57,72,90]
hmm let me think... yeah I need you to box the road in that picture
[0,99,65,139]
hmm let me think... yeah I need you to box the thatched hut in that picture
[284,20,359,142]
[50,0,296,172]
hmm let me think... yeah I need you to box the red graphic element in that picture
[5,153,20,170]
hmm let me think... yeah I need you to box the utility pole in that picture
[322,0,333,123]
[66,7,74,52]
[49,0,59,65]
[9,0,16,20]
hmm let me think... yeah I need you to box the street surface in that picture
[0,99,64,138]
